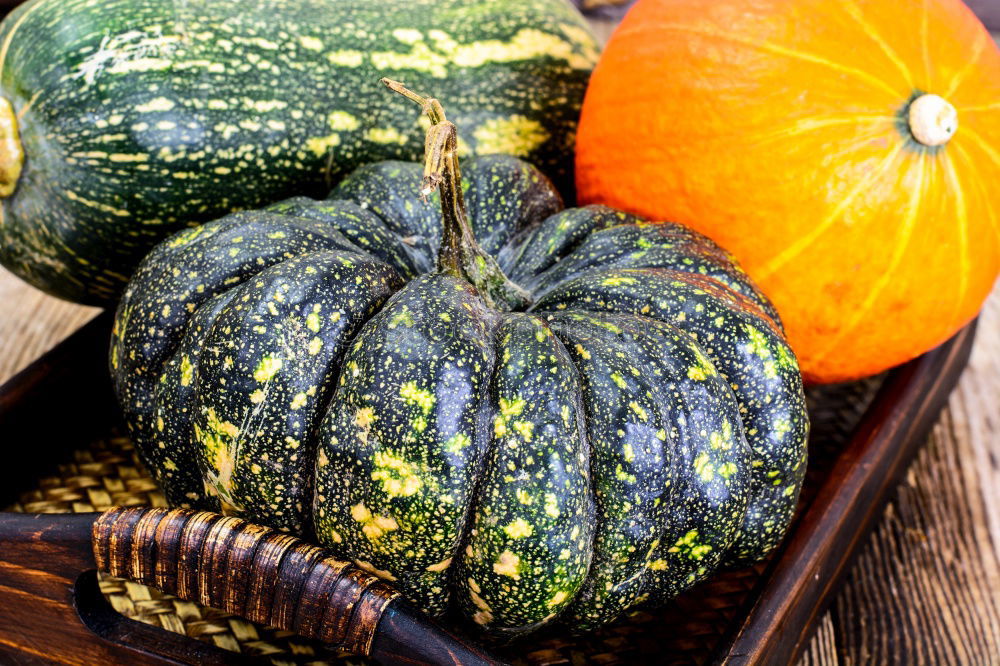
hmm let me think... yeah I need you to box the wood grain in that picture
[0,511,239,665]
[798,285,1000,665]
[0,267,98,382]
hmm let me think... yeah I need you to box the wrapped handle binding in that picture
[92,506,401,657]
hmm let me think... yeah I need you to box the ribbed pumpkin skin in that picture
[110,155,808,637]
[0,0,597,305]
[575,0,1000,383]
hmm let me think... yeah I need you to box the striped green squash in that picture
[110,83,808,639]
[0,0,598,305]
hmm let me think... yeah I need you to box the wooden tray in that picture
[0,312,978,665]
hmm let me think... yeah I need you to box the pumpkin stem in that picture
[0,97,24,198]
[381,78,532,311]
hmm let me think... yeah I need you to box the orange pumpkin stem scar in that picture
[908,93,958,147]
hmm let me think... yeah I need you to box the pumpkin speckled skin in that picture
[111,144,807,636]
[0,0,598,305]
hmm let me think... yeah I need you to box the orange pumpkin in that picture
[575,0,1000,383]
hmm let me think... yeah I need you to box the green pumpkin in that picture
[0,0,597,305]
[110,83,807,638]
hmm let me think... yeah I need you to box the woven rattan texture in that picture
[6,436,364,666]
[6,379,879,665]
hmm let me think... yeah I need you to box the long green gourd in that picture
[0,0,598,304]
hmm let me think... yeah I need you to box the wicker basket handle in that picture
[92,506,501,665]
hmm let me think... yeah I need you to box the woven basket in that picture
[6,378,881,665]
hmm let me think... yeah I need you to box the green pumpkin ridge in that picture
[454,313,594,637]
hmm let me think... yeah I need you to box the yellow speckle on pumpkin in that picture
[298,35,323,51]
[375,514,399,531]
[444,432,471,453]
[308,337,322,355]
[504,518,533,539]
[710,431,732,450]
[745,325,772,359]
[365,127,408,145]
[306,133,340,157]
[426,558,452,572]
[544,493,559,518]
[355,407,375,429]
[354,559,397,581]
[694,453,714,481]
[494,397,526,438]
[473,115,548,157]
[512,420,534,441]
[372,450,423,497]
[306,310,321,333]
[254,355,282,382]
[197,407,242,506]
[602,275,637,287]
[180,355,194,387]
[500,397,525,418]
[327,110,360,131]
[623,442,635,463]
[356,509,397,540]
[389,307,415,329]
[399,381,435,412]
[493,550,521,578]
[688,366,707,381]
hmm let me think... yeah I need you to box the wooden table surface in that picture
[4,270,1000,666]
